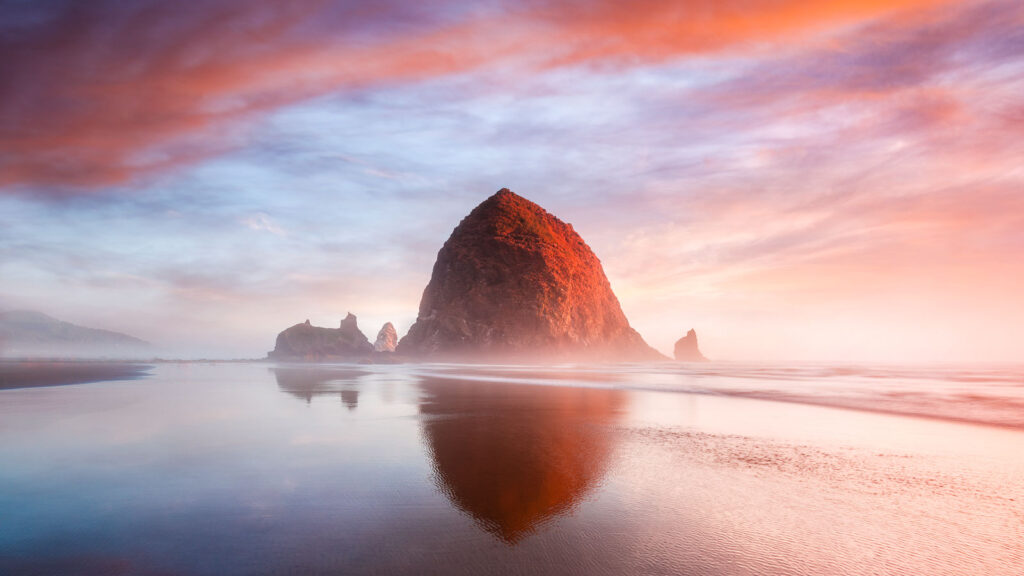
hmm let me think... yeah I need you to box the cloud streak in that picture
[2,0,1022,361]
[0,0,959,191]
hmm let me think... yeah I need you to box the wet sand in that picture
[0,361,151,390]
[0,362,1021,575]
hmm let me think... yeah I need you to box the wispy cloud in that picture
[2,0,1022,361]
[241,213,287,236]
[0,0,959,191]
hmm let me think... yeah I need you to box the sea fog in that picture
[1,361,1021,575]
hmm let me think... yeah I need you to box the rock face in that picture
[397,189,664,362]
[268,313,372,360]
[374,322,398,352]
[674,329,707,362]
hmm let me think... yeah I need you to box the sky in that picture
[1,0,1023,362]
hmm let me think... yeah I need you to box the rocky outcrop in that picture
[397,189,665,362]
[674,329,707,362]
[268,313,373,360]
[374,322,398,352]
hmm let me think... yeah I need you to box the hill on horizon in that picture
[0,310,149,359]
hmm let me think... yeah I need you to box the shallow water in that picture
[0,362,1022,575]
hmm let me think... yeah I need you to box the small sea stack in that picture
[673,329,707,362]
[374,322,398,352]
[268,313,373,360]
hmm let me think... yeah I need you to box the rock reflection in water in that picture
[340,389,359,410]
[271,366,365,407]
[418,378,626,543]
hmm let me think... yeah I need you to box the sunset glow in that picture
[2,0,1022,361]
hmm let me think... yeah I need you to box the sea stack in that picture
[397,189,664,362]
[374,322,398,352]
[268,313,373,360]
[673,329,707,362]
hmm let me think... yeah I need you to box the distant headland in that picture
[0,310,149,359]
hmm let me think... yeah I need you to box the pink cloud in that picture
[0,0,964,190]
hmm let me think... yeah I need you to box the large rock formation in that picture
[674,329,707,362]
[397,189,664,362]
[373,322,398,352]
[268,313,372,360]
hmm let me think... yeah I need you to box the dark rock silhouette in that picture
[674,328,707,362]
[397,189,664,361]
[0,310,148,358]
[374,322,398,352]
[340,389,359,411]
[419,377,625,543]
[268,313,372,360]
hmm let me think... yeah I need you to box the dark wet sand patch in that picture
[0,361,151,390]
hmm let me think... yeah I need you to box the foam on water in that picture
[419,362,1024,429]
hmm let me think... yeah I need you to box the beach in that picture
[0,361,150,390]
[0,362,1021,575]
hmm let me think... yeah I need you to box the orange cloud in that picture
[0,0,959,190]
[529,0,951,64]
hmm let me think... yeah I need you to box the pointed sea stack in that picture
[397,189,664,362]
[268,313,373,360]
[674,329,707,362]
[374,322,398,352]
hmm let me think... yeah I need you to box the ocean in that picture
[1,361,1021,574]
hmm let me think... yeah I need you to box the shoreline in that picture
[0,361,151,390]
[2,359,1022,434]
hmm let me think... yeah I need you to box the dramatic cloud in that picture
[0,0,957,190]
[2,0,1022,361]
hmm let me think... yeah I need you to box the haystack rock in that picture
[397,189,665,362]
[374,322,398,352]
[674,329,707,362]
[268,313,372,360]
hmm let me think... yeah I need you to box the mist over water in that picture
[427,362,1024,430]
[1,361,1021,575]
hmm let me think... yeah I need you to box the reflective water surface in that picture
[1,362,1022,575]
[419,377,625,543]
